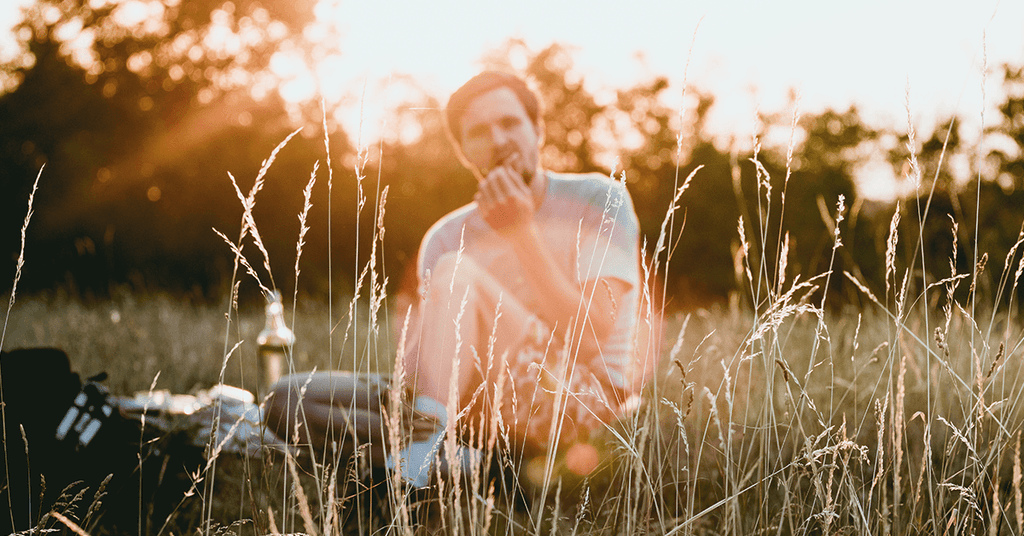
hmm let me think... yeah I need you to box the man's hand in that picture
[475,153,535,233]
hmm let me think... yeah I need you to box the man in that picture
[392,71,641,485]
[266,71,642,487]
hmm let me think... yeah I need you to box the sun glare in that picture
[285,0,491,142]
[2,0,1021,198]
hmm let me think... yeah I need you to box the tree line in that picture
[2,0,1023,312]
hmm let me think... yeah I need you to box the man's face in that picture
[458,87,541,182]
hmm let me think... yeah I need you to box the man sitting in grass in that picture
[267,71,642,487]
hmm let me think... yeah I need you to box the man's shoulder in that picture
[421,203,480,249]
[430,202,477,231]
[547,171,632,211]
[548,171,621,189]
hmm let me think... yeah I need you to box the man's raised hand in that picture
[474,152,535,232]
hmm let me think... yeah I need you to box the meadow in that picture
[3,123,1024,536]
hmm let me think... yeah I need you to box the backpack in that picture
[0,347,143,534]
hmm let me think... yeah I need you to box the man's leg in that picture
[395,252,541,485]
[265,371,389,465]
[402,252,540,408]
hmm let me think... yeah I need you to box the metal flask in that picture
[257,291,295,395]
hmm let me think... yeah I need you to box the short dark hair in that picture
[446,71,541,148]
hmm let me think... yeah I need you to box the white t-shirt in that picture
[416,171,641,390]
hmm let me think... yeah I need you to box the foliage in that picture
[990,64,1024,192]
[2,3,1023,310]
[0,0,342,298]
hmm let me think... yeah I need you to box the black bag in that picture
[0,348,142,534]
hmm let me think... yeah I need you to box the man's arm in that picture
[475,162,631,344]
[507,223,628,342]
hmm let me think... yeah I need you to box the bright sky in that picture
[0,1,26,59]
[312,0,1024,198]
[314,0,1022,132]
[3,0,1023,196]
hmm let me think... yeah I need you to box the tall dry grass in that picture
[4,76,1024,536]
[197,100,1022,535]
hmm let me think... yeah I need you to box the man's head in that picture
[446,72,541,147]
[446,72,543,180]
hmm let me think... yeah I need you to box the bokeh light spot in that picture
[525,456,547,486]
[168,64,184,81]
[146,186,161,201]
[565,442,600,476]
[102,79,117,97]
[126,50,152,73]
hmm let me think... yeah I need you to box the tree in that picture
[0,0,347,297]
[989,64,1024,191]
[784,106,870,287]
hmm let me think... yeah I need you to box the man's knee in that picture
[432,252,477,281]
[264,376,307,441]
[428,252,485,298]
